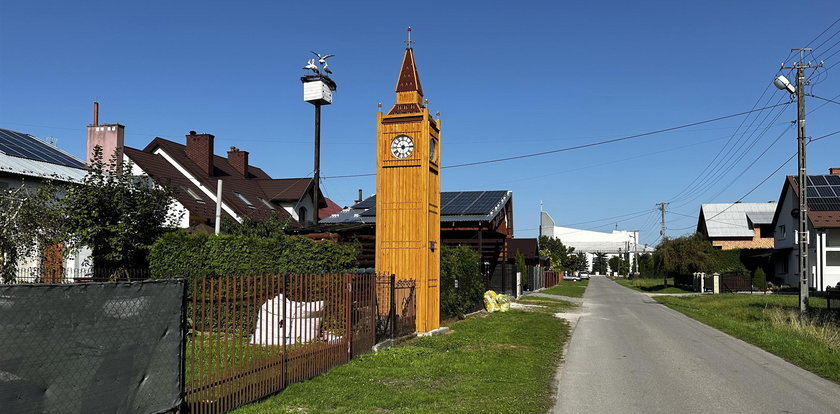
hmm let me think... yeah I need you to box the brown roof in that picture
[126,137,327,226]
[772,175,840,229]
[507,238,539,260]
[395,47,423,95]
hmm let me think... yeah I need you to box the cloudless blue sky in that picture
[2,1,840,245]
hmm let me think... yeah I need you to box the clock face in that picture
[429,138,437,161]
[391,135,414,159]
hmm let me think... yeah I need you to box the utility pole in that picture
[657,202,669,286]
[779,48,822,315]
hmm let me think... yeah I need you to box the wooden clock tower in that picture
[375,37,441,333]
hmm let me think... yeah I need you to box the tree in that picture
[637,253,655,277]
[221,210,291,238]
[0,181,67,282]
[575,252,588,272]
[515,250,528,288]
[62,146,181,274]
[592,251,608,275]
[539,236,576,271]
[608,256,620,275]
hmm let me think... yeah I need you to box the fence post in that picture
[346,273,353,360]
[389,274,396,340]
[713,272,720,294]
[282,274,288,388]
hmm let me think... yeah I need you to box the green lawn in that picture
[233,300,573,413]
[655,294,840,383]
[613,277,693,294]
[541,280,588,297]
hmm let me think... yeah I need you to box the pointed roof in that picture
[395,48,423,95]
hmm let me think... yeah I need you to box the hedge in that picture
[440,245,484,319]
[148,232,358,282]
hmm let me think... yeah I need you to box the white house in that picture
[540,211,652,274]
[771,170,840,291]
[0,128,91,279]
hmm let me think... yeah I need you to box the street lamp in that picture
[302,52,337,226]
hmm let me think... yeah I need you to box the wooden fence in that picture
[185,273,376,414]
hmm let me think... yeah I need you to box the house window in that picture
[827,251,840,267]
[259,198,276,210]
[235,192,255,209]
[777,225,786,240]
[183,186,205,203]
[827,229,840,248]
[298,206,308,223]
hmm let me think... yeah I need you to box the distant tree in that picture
[637,253,655,277]
[592,251,608,274]
[0,181,67,282]
[653,233,710,275]
[62,146,181,274]
[575,252,588,272]
[608,256,620,275]
[539,236,576,271]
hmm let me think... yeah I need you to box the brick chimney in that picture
[186,131,214,176]
[829,167,840,175]
[227,146,249,178]
[85,102,124,168]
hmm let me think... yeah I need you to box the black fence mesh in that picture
[0,280,184,414]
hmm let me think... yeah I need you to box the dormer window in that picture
[235,192,255,209]
[259,198,276,210]
[183,186,205,204]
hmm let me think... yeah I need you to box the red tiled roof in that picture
[126,137,324,227]
[319,197,342,220]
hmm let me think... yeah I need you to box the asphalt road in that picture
[553,276,840,413]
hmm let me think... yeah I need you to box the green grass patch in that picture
[655,294,840,383]
[233,308,570,413]
[541,280,588,297]
[613,278,692,293]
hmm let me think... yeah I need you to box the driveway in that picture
[553,276,840,413]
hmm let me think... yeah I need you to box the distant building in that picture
[771,170,840,290]
[85,121,330,230]
[695,202,776,250]
[0,128,90,276]
[539,211,651,274]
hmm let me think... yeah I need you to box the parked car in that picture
[579,271,590,280]
[563,271,579,281]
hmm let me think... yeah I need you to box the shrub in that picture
[753,267,767,290]
[440,246,484,319]
[149,232,358,283]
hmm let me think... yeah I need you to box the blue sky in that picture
[2,1,840,245]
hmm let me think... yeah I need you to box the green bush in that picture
[440,246,484,319]
[704,248,748,275]
[753,267,767,290]
[149,232,358,283]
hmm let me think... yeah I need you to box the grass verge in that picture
[233,301,573,413]
[655,294,840,383]
[541,280,588,297]
[613,277,692,294]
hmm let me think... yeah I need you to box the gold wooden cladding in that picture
[375,49,441,332]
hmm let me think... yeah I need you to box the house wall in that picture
[125,154,191,229]
[711,227,774,249]
[773,186,821,288]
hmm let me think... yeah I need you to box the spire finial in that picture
[405,26,415,48]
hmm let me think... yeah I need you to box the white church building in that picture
[540,211,652,274]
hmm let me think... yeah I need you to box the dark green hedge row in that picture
[440,245,485,319]
[148,232,358,280]
[705,248,747,275]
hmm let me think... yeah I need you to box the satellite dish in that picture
[774,75,796,94]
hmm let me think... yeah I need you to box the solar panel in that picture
[462,191,507,215]
[353,196,376,209]
[0,128,85,168]
[826,175,840,185]
[809,175,828,186]
[360,206,377,217]
[816,186,836,197]
[809,197,840,211]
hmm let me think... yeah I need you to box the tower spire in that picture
[405,26,415,49]
[393,28,423,110]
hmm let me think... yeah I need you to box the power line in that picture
[323,102,790,179]
[809,94,840,106]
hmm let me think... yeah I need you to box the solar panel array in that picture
[353,191,509,218]
[0,128,85,168]
[805,175,840,211]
